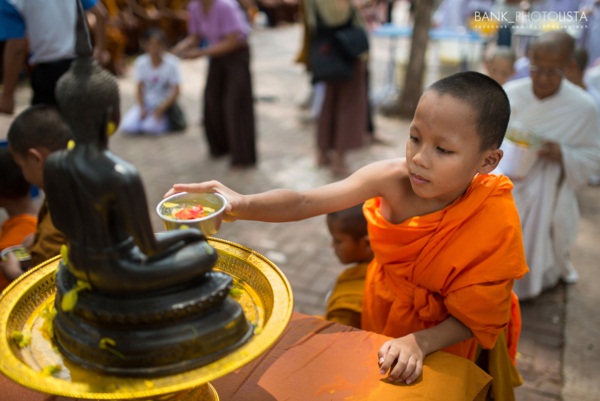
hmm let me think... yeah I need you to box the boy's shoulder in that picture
[358,158,410,211]
[365,158,407,176]
[361,158,409,189]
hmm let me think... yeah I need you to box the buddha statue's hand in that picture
[165,181,242,222]
[155,228,206,254]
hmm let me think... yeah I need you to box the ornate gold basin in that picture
[0,238,293,400]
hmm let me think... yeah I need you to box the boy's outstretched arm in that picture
[167,181,359,223]
[165,161,395,223]
[167,181,304,222]
[378,316,472,384]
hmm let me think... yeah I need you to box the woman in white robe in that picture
[495,31,600,300]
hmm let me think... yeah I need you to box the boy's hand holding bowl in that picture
[157,189,229,236]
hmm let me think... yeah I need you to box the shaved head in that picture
[427,71,510,150]
[530,30,575,63]
[528,30,575,99]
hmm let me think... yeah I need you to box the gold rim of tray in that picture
[0,238,293,399]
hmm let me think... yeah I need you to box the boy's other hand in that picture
[2,251,24,281]
[378,334,424,385]
[164,181,242,222]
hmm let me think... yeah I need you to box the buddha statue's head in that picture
[55,0,119,145]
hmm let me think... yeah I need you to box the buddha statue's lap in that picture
[46,147,217,294]
[66,237,217,293]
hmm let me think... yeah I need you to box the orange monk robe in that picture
[0,214,38,291]
[29,202,66,268]
[325,261,369,329]
[115,0,142,54]
[128,0,161,38]
[157,0,189,46]
[362,174,529,361]
[101,0,128,75]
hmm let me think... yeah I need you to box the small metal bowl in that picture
[0,245,32,270]
[156,192,228,236]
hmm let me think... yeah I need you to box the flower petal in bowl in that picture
[156,192,228,236]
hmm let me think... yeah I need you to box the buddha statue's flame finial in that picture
[56,0,120,144]
[75,0,93,58]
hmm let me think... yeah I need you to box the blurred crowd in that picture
[0,0,300,81]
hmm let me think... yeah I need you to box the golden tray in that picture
[0,238,294,400]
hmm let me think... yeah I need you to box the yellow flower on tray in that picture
[11,330,32,348]
[40,304,57,340]
[60,244,69,267]
[99,337,126,359]
[41,365,62,377]
[61,280,91,312]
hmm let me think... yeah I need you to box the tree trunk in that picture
[397,0,435,118]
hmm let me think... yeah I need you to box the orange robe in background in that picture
[362,174,528,362]
[0,214,37,252]
[325,261,369,329]
[29,202,66,268]
[0,214,38,291]
[102,0,128,75]
[158,0,188,46]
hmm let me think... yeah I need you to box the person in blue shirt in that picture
[0,0,107,114]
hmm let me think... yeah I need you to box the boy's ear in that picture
[27,148,46,166]
[479,148,503,174]
[360,235,371,250]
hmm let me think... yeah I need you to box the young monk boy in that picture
[325,204,373,329]
[5,105,71,278]
[166,71,529,393]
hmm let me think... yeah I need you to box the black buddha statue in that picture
[43,0,252,376]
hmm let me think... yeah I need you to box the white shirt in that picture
[133,53,181,110]
[8,0,96,64]
[585,65,600,94]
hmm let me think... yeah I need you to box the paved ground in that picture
[1,17,599,401]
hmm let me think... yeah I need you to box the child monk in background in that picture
[325,204,373,329]
[5,105,71,279]
[166,71,528,398]
[0,148,38,291]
